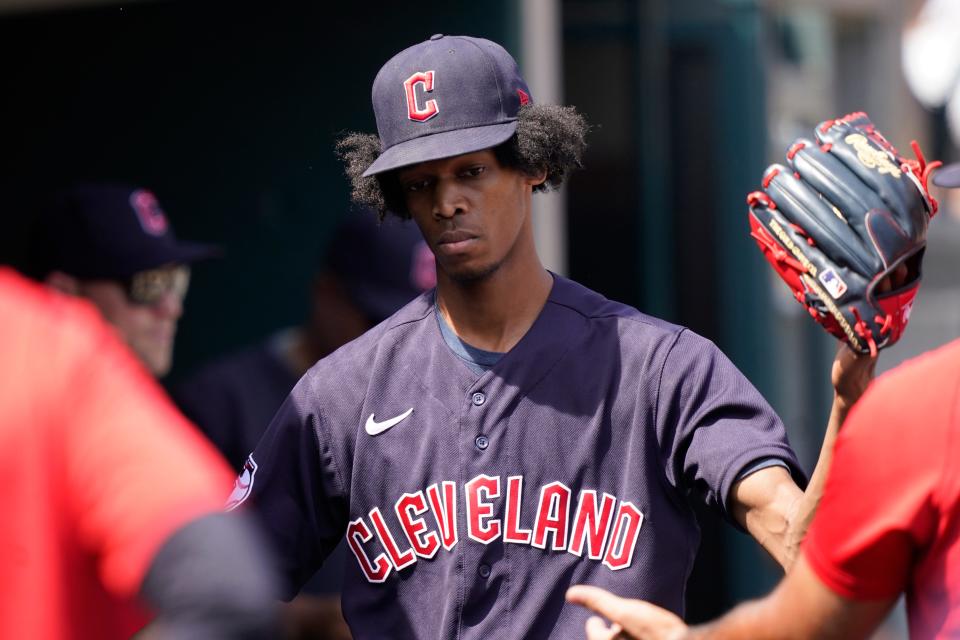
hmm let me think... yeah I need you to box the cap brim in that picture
[362,121,518,177]
[166,240,222,264]
[933,162,960,189]
[118,240,222,277]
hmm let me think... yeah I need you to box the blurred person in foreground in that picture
[565,169,960,640]
[0,267,278,639]
[34,183,218,377]
[174,210,435,640]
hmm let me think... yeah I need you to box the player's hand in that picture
[566,585,688,640]
[831,342,877,413]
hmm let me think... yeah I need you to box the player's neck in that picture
[436,253,553,354]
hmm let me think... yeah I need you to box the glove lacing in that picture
[850,306,879,357]
[906,140,942,217]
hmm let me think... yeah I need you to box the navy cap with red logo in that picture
[362,34,532,177]
[39,184,219,280]
[933,162,960,189]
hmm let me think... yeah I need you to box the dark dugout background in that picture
[0,0,822,623]
[0,0,517,374]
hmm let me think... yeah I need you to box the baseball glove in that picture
[747,112,941,356]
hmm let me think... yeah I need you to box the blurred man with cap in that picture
[38,184,218,377]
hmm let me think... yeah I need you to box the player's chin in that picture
[441,258,501,284]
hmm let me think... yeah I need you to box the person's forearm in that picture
[685,598,777,640]
[781,392,848,569]
[683,561,891,640]
[781,345,875,570]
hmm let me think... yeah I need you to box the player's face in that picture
[398,149,543,283]
[79,266,189,377]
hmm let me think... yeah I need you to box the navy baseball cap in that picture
[933,162,960,189]
[362,34,533,177]
[325,212,435,321]
[39,184,219,279]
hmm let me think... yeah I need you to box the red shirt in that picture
[0,269,234,639]
[804,338,960,639]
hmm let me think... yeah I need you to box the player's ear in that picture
[524,168,548,188]
[45,270,81,296]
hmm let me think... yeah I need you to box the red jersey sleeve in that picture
[57,303,234,597]
[802,353,951,601]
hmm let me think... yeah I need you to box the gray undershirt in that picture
[435,304,504,375]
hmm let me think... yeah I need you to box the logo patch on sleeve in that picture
[818,268,848,299]
[226,456,258,511]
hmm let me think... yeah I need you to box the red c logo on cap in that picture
[404,71,439,122]
[130,190,168,236]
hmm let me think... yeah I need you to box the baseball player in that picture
[233,35,873,638]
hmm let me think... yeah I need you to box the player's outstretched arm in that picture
[735,113,932,567]
[729,344,876,569]
[566,554,894,640]
[781,345,877,561]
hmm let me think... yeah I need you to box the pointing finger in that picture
[585,615,622,640]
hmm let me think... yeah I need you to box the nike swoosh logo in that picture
[365,408,414,436]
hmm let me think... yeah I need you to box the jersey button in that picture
[475,435,489,450]
[472,392,486,406]
[478,564,491,578]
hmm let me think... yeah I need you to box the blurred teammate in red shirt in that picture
[0,268,277,639]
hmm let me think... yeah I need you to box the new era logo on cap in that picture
[362,34,533,177]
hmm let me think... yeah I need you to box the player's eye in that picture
[402,178,430,193]
[461,166,485,178]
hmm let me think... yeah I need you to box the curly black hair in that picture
[336,104,589,220]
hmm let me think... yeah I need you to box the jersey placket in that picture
[450,296,583,638]
[457,368,511,638]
